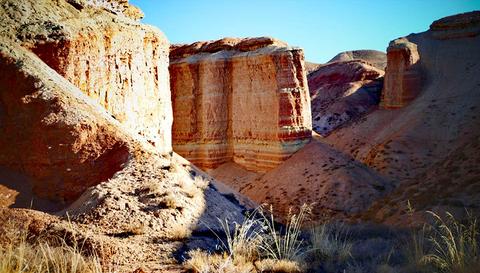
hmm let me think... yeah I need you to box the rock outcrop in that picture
[66,0,144,20]
[0,1,248,270]
[1,0,172,152]
[380,38,422,109]
[0,37,132,205]
[0,0,173,203]
[308,60,384,135]
[170,37,312,172]
[430,10,480,40]
[324,11,480,223]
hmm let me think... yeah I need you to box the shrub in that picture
[309,222,352,263]
[257,204,310,262]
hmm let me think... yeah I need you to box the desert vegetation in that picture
[0,224,104,273]
[183,205,480,273]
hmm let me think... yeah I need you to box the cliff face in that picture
[0,0,172,203]
[2,0,172,153]
[0,38,132,205]
[170,38,312,172]
[380,38,422,109]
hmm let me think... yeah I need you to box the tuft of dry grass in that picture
[158,192,179,209]
[193,176,210,190]
[258,204,310,262]
[419,211,479,273]
[254,258,302,273]
[185,205,311,272]
[0,225,103,273]
[179,180,201,199]
[309,222,352,263]
[217,213,263,262]
[185,250,254,273]
[168,222,192,241]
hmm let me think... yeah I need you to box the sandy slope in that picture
[213,139,391,222]
[325,12,480,223]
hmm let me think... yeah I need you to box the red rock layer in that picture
[0,0,172,204]
[308,60,384,135]
[0,39,132,204]
[10,0,172,153]
[170,38,312,172]
[380,38,422,109]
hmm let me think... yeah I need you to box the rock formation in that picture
[0,1,247,270]
[380,38,422,109]
[0,38,134,205]
[170,37,312,172]
[209,11,480,223]
[66,0,144,20]
[2,0,172,152]
[324,11,480,223]
[308,60,384,135]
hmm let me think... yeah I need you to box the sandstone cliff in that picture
[1,0,172,152]
[170,37,312,172]
[0,1,247,270]
[380,38,422,109]
[209,11,480,223]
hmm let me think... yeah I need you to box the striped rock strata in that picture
[170,37,312,172]
[2,0,172,153]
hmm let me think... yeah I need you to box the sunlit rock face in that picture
[170,37,312,172]
[380,38,423,109]
[0,0,172,204]
[0,38,132,205]
[3,0,172,153]
[66,0,144,20]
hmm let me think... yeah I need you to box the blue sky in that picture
[130,0,479,63]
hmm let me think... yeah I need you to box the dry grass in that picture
[158,192,179,209]
[258,204,310,262]
[193,176,210,190]
[179,180,201,199]
[168,222,192,241]
[144,183,163,197]
[309,222,352,263]
[0,226,103,273]
[185,250,254,273]
[217,213,263,262]
[412,211,480,273]
[185,205,310,272]
[254,259,302,273]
